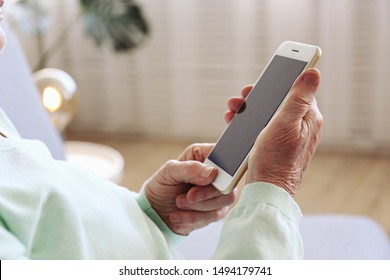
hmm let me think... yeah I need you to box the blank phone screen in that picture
[208,55,307,176]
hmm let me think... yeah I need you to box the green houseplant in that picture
[8,0,149,71]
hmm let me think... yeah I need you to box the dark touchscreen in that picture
[208,55,307,176]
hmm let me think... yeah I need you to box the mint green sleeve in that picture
[136,188,186,245]
[212,182,303,260]
[0,224,28,259]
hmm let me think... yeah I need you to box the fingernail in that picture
[202,166,215,178]
[195,192,204,202]
[177,198,190,209]
[303,71,319,87]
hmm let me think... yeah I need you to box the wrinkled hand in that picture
[225,68,323,195]
[143,144,237,235]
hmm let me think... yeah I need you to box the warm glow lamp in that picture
[32,68,124,183]
[32,68,77,132]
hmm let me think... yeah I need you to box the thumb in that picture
[281,68,321,120]
[163,160,217,186]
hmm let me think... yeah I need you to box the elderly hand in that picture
[143,143,237,235]
[225,68,323,195]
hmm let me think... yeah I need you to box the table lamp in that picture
[32,68,124,184]
[32,68,77,132]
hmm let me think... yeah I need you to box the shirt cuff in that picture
[235,182,302,224]
[136,188,186,245]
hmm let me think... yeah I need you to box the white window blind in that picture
[16,0,390,153]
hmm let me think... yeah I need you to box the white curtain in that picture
[16,0,390,153]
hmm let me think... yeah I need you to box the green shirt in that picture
[0,110,302,259]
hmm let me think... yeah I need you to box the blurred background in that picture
[10,0,390,151]
[6,0,390,234]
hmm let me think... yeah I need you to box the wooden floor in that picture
[68,135,390,237]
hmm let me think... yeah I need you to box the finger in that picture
[304,98,323,125]
[241,85,253,98]
[169,207,229,229]
[186,185,237,204]
[187,185,223,203]
[228,97,246,113]
[282,68,321,120]
[162,160,218,186]
[176,189,237,211]
[167,224,193,236]
[224,110,237,124]
[225,97,245,124]
[302,99,324,142]
[224,85,253,124]
[178,143,215,162]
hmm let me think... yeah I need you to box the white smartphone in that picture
[204,41,321,194]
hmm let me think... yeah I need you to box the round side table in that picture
[64,141,124,184]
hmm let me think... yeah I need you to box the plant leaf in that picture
[80,0,149,52]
